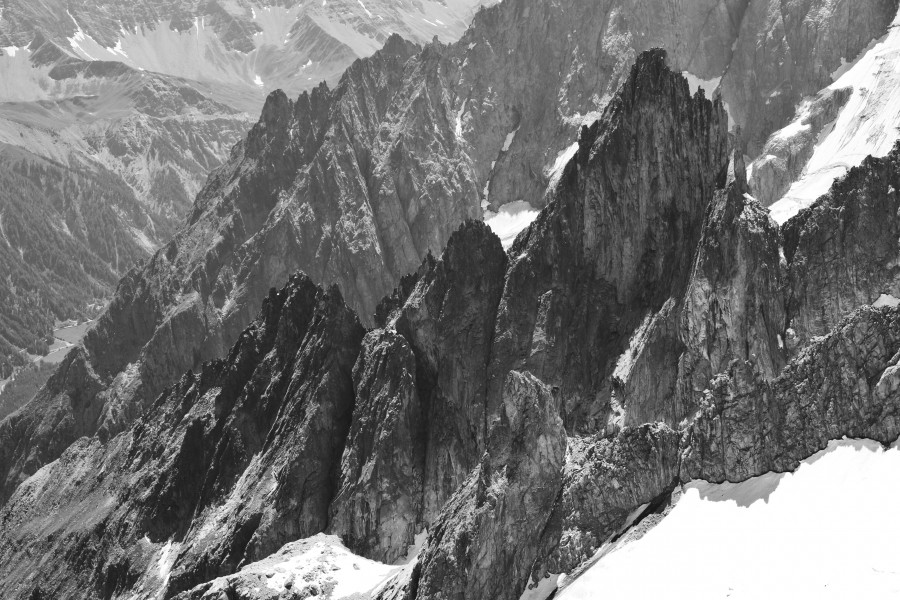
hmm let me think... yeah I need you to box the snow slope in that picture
[767,9,900,223]
[189,533,404,599]
[555,439,900,599]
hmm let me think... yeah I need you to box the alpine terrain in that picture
[3,0,900,598]
[0,0,490,379]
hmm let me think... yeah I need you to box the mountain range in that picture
[0,0,490,375]
[3,0,900,598]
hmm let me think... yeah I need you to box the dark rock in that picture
[672,156,787,424]
[541,424,682,575]
[486,49,729,434]
[683,305,900,482]
[783,142,900,343]
[328,330,426,564]
[0,273,364,599]
[9,0,893,513]
[380,371,566,600]
[392,220,508,523]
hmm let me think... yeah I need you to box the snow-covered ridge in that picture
[765,8,900,223]
[186,533,404,599]
[553,438,900,599]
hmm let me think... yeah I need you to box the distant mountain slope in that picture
[0,60,251,367]
[0,143,150,376]
[0,0,489,366]
[0,0,492,107]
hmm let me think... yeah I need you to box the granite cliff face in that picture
[783,142,900,343]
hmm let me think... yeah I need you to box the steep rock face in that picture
[683,305,900,482]
[0,347,104,501]
[380,371,566,600]
[7,44,900,600]
[0,0,491,363]
[164,279,364,594]
[517,157,787,576]
[364,51,738,593]
[783,142,900,343]
[328,330,426,564]
[0,274,364,600]
[329,220,507,563]
[673,158,787,423]
[486,49,729,434]
[0,52,736,599]
[541,424,681,575]
[391,220,508,522]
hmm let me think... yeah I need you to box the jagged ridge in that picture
[4,41,900,600]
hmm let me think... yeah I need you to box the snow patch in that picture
[546,142,578,190]
[501,125,519,152]
[681,71,721,97]
[519,573,562,600]
[484,200,539,249]
[67,11,99,60]
[874,293,900,308]
[769,6,900,223]
[157,540,178,588]
[208,534,400,599]
[556,439,900,599]
[110,39,128,58]
[455,100,467,138]
[253,75,264,87]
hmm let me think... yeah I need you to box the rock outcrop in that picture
[378,371,566,600]
[683,305,900,482]
[327,330,425,564]
[329,219,507,563]
[673,157,787,422]
[542,423,681,575]
[783,142,900,344]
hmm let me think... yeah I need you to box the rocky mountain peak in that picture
[3,40,900,598]
[5,0,900,596]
